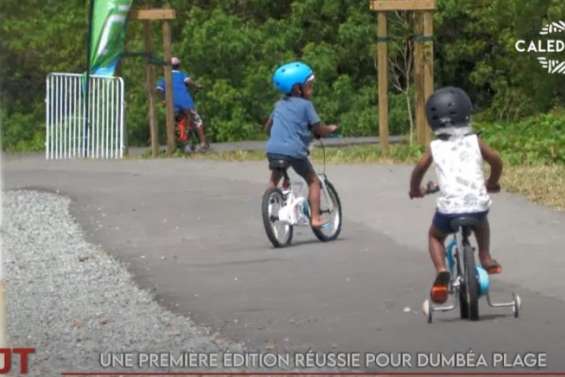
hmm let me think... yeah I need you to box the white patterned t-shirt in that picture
[430,134,491,214]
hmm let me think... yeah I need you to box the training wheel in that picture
[422,299,432,323]
[512,292,521,318]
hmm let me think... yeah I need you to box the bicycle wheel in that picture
[312,179,342,242]
[463,244,480,320]
[262,188,293,247]
[455,248,469,319]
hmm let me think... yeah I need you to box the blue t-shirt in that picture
[156,70,194,111]
[266,97,321,158]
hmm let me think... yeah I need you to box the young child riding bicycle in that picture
[156,56,208,152]
[409,86,503,304]
[265,61,338,229]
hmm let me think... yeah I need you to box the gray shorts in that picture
[188,109,203,129]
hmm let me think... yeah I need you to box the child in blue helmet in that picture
[156,57,208,152]
[265,61,338,228]
[409,86,503,304]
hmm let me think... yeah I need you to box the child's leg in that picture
[429,225,448,273]
[304,170,323,227]
[196,126,207,145]
[269,170,283,189]
[429,219,450,304]
[289,158,324,227]
[473,218,502,274]
[190,110,208,147]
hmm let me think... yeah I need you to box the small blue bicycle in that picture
[422,182,521,322]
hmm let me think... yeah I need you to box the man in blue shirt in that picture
[265,61,338,228]
[156,57,208,152]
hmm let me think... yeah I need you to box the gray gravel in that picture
[2,190,242,376]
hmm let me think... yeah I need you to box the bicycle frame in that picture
[176,112,198,143]
[277,173,333,226]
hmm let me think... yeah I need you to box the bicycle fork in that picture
[318,174,334,214]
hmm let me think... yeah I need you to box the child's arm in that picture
[478,139,503,192]
[185,77,203,90]
[155,88,165,103]
[409,147,433,199]
[264,116,273,136]
[311,123,338,138]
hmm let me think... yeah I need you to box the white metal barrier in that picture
[45,73,125,159]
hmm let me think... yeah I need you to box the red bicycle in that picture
[175,110,209,153]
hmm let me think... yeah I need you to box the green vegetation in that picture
[169,111,565,164]
[143,143,424,164]
[476,113,565,166]
[2,0,565,151]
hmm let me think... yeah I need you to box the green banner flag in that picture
[89,0,133,76]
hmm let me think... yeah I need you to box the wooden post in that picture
[162,17,175,155]
[370,0,436,148]
[377,12,389,153]
[132,7,175,157]
[422,10,434,145]
[143,20,159,158]
[414,12,426,145]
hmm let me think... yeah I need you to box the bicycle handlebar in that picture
[424,180,501,195]
[424,181,440,195]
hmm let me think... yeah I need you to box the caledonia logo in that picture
[515,20,565,74]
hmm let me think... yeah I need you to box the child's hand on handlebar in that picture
[425,181,439,194]
[410,181,439,199]
[313,124,338,139]
[327,124,339,134]
[409,188,424,199]
[486,181,501,193]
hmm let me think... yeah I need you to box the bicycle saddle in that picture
[269,159,290,170]
[449,216,481,232]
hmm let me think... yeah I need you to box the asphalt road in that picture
[3,153,565,372]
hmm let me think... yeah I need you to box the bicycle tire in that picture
[312,179,342,242]
[262,188,293,247]
[464,244,480,320]
[455,248,469,319]
[459,282,469,319]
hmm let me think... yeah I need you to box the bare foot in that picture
[311,218,328,228]
[479,256,502,274]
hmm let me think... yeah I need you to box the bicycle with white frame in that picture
[261,140,342,247]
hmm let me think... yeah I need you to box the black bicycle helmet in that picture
[425,86,472,131]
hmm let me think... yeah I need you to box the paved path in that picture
[3,154,565,372]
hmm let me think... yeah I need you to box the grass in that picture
[139,144,425,164]
[502,164,565,211]
[137,143,565,211]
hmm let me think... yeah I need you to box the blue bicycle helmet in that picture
[272,61,314,95]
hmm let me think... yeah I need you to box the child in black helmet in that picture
[409,86,503,304]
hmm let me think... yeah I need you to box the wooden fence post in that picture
[143,20,159,157]
[370,0,436,147]
[162,17,175,156]
[377,12,390,153]
[422,10,434,145]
